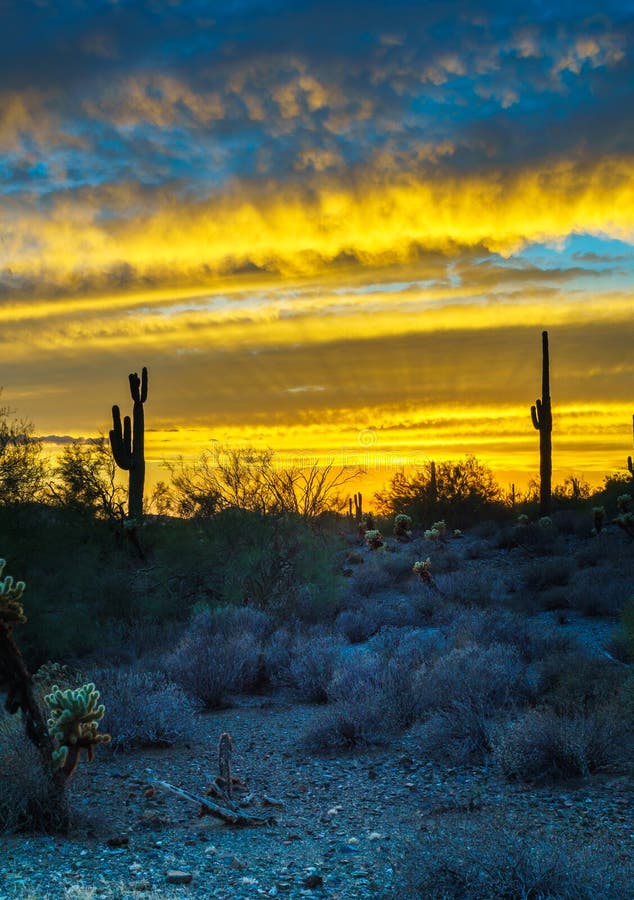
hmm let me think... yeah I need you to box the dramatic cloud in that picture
[1,0,633,491]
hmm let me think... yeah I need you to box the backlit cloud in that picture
[0,0,633,492]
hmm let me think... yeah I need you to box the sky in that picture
[1,0,634,497]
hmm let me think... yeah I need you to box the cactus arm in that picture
[531,403,540,430]
[109,406,132,470]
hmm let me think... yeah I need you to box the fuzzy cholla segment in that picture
[45,683,111,770]
[0,558,26,626]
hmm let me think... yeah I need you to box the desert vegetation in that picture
[1,389,633,899]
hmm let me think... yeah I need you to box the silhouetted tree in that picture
[375,455,502,528]
[0,398,46,505]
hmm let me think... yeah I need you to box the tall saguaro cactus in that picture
[110,367,148,520]
[627,414,634,478]
[531,331,552,515]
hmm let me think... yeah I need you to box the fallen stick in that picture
[153,780,276,827]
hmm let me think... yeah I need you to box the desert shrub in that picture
[608,599,634,663]
[463,538,495,560]
[0,710,52,833]
[394,825,603,899]
[426,548,461,574]
[347,555,394,597]
[494,706,628,781]
[302,696,389,752]
[335,608,377,643]
[368,625,446,669]
[303,649,416,751]
[550,508,592,537]
[191,604,275,640]
[566,569,631,617]
[165,630,263,708]
[417,643,532,714]
[496,520,562,555]
[361,649,423,727]
[99,618,180,664]
[412,643,532,762]
[435,569,493,607]
[448,608,576,666]
[380,548,419,582]
[339,590,441,640]
[91,667,200,752]
[522,557,574,592]
[411,705,499,764]
[534,650,627,713]
[286,632,344,702]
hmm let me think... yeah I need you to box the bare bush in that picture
[89,667,200,752]
[302,697,389,752]
[566,568,631,617]
[523,557,575,592]
[534,650,627,713]
[416,643,532,714]
[494,706,629,781]
[166,631,263,708]
[411,705,499,764]
[435,568,493,607]
[347,556,394,597]
[0,710,52,833]
[286,633,343,702]
[394,823,604,899]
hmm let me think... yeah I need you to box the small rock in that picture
[166,871,193,885]
[231,857,247,871]
[107,835,130,848]
[303,873,324,888]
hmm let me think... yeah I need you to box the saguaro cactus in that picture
[531,331,553,515]
[348,491,363,525]
[110,367,148,520]
[628,414,633,478]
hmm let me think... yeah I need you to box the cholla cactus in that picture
[0,559,26,627]
[45,683,111,777]
[538,516,553,529]
[364,529,384,550]
[413,558,433,583]
[424,520,447,542]
[453,529,463,538]
[394,514,412,541]
[592,506,606,536]
[517,514,529,526]
[615,494,634,539]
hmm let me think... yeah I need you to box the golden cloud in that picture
[2,155,633,300]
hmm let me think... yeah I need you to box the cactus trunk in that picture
[628,414,633,478]
[531,331,553,515]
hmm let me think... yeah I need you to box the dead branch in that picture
[153,780,276,827]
